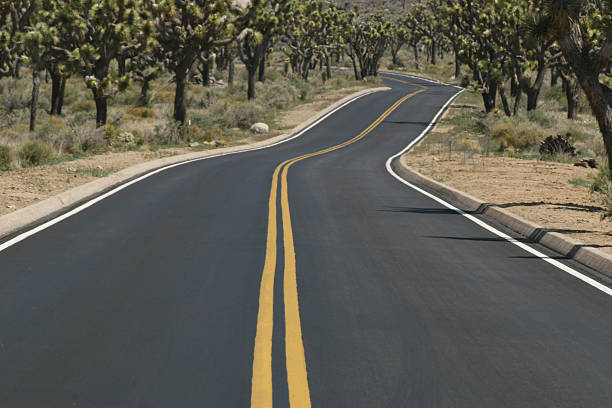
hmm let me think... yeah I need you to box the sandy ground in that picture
[403,120,612,256]
[0,86,369,218]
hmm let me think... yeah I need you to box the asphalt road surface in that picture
[2,74,612,407]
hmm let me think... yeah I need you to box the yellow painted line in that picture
[383,75,421,86]
[252,87,425,408]
[251,164,282,408]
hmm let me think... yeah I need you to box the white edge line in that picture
[0,90,379,253]
[384,72,612,297]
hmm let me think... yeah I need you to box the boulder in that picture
[250,123,269,134]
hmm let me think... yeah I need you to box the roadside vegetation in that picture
[0,0,386,173]
[0,66,370,169]
[376,0,612,219]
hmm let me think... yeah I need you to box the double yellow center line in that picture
[251,86,425,408]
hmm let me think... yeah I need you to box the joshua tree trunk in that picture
[499,83,512,117]
[30,69,41,132]
[94,92,108,128]
[453,42,461,78]
[139,79,150,106]
[247,65,257,100]
[173,68,188,124]
[430,40,437,65]
[481,81,498,113]
[228,57,235,87]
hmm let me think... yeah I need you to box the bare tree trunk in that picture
[326,54,332,79]
[228,57,235,87]
[58,76,66,115]
[94,93,108,128]
[50,71,62,115]
[413,44,420,70]
[499,83,512,117]
[430,40,437,65]
[453,42,461,78]
[482,82,498,113]
[30,70,41,132]
[139,79,150,106]
[173,69,188,124]
[513,88,522,116]
[247,65,257,100]
[350,56,360,80]
[258,51,266,82]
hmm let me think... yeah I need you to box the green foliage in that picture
[19,140,53,166]
[591,163,611,193]
[0,144,12,170]
[103,124,120,147]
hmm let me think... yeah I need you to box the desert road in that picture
[2,73,612,407]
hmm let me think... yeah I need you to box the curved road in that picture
[1,75,612,407]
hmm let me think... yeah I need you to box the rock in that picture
[6,204,14,209]
[68,167,76,172]
[584,157,598,168]
[189,142,200,147]
[251,123,269,134]
[96,165,103,170]
[574,158,598,168]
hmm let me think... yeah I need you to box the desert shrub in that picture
[189,124,223,142]
[457,138,482,154]
[72,99,96,113]
[565,127,593,143]
[527,109,554,127]
[591,162,611,193]
[264,67,281,82]
[490,122,531,151]
[126,106,155,119]
[590,164,612,218]
[104,124,120,146]
[290,79,311,100]
[0,144,13,170]
[19,140,53,166]
[79,128,106,153]
[0,79,30,113]
[447,109,487,134]
[256,82,299,110]
[329,75,349,89]
[154,119,185,144]
[213,101,266,129]
[515,122,544,149]
[194,87,224,109]
[544,85,565,107]
[189,111,216,129]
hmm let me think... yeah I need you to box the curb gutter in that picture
[392,161,612,276]
[0,86,390,240]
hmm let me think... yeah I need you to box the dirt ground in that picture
[0,86,368,218]
[403,115,612,255]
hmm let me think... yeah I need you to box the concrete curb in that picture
[0,86,390,240]
[393,161,612,276]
